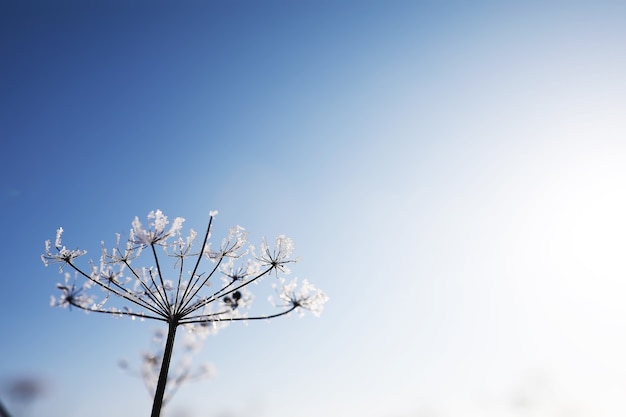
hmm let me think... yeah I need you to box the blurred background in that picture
[2,0,626,416]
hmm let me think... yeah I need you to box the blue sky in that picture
[2,1,626,416]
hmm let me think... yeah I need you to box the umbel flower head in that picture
[42,209,327,325]
[42,210,327,417]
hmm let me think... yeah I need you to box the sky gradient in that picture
[2,1,626,416]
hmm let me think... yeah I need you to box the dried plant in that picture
[42,210,327,417]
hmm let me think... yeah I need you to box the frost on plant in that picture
[273,278,327,317]
[42,210,328,417]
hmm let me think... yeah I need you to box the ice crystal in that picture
[273,278,328,317]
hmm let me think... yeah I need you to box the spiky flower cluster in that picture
[41,209,327,328]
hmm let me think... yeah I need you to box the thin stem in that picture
[178,278,236,317]
[177,216,213,309]
[66,262,165,317]
[68,302,167,321]
[150,244,172,312]
[181,267,273,317]
[177,257,223,315]
[151,319,178,417]
[180,304,298,325]
[103,274,165,317]
[147,268,170,313]
[173,253,186,309]
[123,260,170,315]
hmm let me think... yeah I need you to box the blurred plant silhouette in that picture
[119,327,215,406]
[0,375,47,417]
[42,210,327,417]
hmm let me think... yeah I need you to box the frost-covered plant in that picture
[42,210,327,417]
[119,328,214,406]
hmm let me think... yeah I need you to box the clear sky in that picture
[2,1,626,416]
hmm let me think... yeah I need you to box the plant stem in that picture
[150,319,178,417]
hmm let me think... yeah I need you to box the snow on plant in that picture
[42,210,327,417]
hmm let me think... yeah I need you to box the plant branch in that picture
[181,266,273,317]
[151,319,178,417]
[177,256,223,315]
[67,301,167,321]
[66,262,165,317]
[122,260,170,315]
[150,244,172,313]
[177,216,213,309]
[180,304,298,325]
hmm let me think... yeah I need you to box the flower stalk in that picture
[151,318,178,417]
